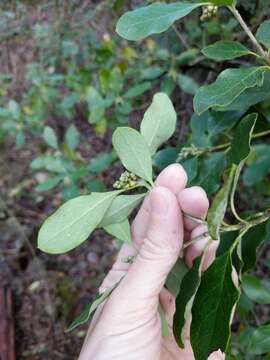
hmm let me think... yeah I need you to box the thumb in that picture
[119,186,183,303]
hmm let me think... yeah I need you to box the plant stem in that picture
[221,211,270,233]
[183,212,207,225]
[252,129,270,139]
[229,6,268,61]
[172,24,189,50]
[207,129,270,153]
[183,232,210,249]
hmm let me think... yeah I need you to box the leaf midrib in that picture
[195,255,235,357]
[121,130,151,181]
[41,194,114,246]
[198,67,266,111]
[106,195,144,220]
[147,107,172,152]
[209,67,264,103]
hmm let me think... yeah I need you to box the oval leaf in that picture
[191,252,240,360]
[221,71,270,112]
[67,283,119,332]
[178,74,199,95]
[250,323,270,355]
[194,66,266,115]
[256,19,270,49]
[241,220,269,272]
[38,192,118,254]
[43,126,58,149]
[228,113,257,165]
[207,166,236,240]
[65,124,80,150]
[104,219,132,243]
[166,258,188,297]
[101,193,146,226]
[112,127,153,183]
[202,41,253,61]
[242,274,270,305]
[140,92,177,155]
[202,0,235,4]
[173,257,202,348]
[116,2,204,41]
[124,82,152,99]
[35,176,62,192]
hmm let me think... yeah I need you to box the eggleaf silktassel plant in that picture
[38,1,270,358]
[116,1,270,358]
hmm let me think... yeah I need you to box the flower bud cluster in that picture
[113,171,138,190]
[200,5,218,21]
[177,145,204,161]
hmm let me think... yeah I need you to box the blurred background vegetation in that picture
[0,0,269,358]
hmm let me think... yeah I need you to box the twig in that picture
[183,212,207,225]
[229,6,269,62]
[172,24,189,50]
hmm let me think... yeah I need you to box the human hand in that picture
[79,164,224,360]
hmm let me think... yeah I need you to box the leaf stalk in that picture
[229,6,270,64]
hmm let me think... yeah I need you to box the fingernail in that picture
[150,189,168,215]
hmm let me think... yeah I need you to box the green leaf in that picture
[104,219,132,243]
[191,252,240,360]
[221,71,270,112]
[124,82,152,98]
[202,41,253,60]
[140,93,177,155]
[109,67,124,94]
[101,193,146,226]
[208,111,245,139]
[202,0,235,4]
[194,67,266,115]
[159,303,170,338]
[178,74,199,95]
[241,221,269,272]
[43,126,58,149]
[160,75,176,95]
[8,99,21,120]
[182,157,198,184]
[250,323,270,355]
[15,132,25,147]
[242,274,270,305]
[38,192,119,254]
[243,144,270,186]
[140,66,165,81]
[193,152,226,195]
[173,257,202,347]
[207,166,236,240]
[89,152,116,174]
[166,258,188,297]
[87,179,106,193]
[86,86,106,124]
[67,284,118,332]
[35,176,62,192]
[228,113,257,165]
[256,19,270,49]
[116,2,204,41]
[30,156,65,173]
[190,110,244,148]
[153,147,178,170]
[65,125,80,150]
[176,48,199,66]
[112,127,153,183]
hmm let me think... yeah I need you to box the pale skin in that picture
[79,164,225,360]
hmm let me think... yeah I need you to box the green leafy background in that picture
[1,0,270,358]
